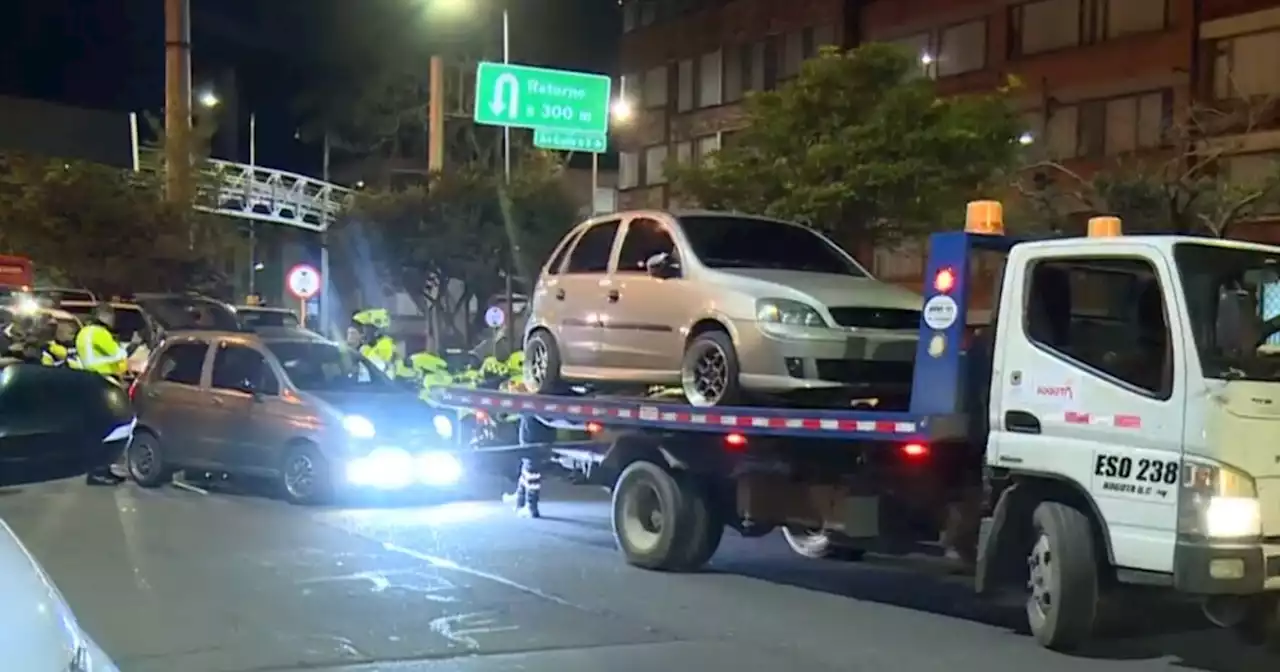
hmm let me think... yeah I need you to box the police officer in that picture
[352,309,395,373]
[41,320,79,368]
[75,303,129,485]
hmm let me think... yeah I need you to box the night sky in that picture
[0,0,619,176]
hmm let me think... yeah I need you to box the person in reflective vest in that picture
[502,351,525,391]
[41,320,80,368]
[352,309,395,373]
[75,303,127,485]
[390,340,419,384]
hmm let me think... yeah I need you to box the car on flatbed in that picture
[432,203,1280,653]
[523,210,923,407]
[127,307,464,504]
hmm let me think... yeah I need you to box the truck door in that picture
[989,243,1184,574]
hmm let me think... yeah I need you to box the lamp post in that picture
[200,91,261,296]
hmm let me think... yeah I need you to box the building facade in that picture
[616,0,1280,280]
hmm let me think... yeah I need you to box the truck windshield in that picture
[1174,242,1280,381]
[678,216,867,277]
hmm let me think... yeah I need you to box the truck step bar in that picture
[431,388,941,441]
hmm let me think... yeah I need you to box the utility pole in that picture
[501,9,516,357]
[164,0,192,205]
[428,56,445,173]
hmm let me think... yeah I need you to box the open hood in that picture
[132,293,241,332]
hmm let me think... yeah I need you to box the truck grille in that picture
[827,307,920,330]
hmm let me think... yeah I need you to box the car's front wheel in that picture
[127,429,172,488]
[680,330,743,407]
[279,442,334,505]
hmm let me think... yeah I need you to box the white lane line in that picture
[379,540,580,609]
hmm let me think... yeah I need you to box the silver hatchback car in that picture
[128,323,462,504]
[523,210,924,407]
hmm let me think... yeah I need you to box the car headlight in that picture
[433,414,454,440]
[755,298,826,328]
[1178,459,1262,540]
[417,451,463,486]
[343,414,376,438]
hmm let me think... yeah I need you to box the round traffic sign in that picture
[287,264,321,299]
[485,306,505,328]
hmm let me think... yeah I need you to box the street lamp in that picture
[203,88,260,294]
[198,90,220,108]
[610,98,635,124]
[430,0,511,182]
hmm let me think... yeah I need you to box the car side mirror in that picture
[645,252,680,279]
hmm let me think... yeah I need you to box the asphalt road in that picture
[1,477,1277,672]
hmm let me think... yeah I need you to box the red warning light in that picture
[724,432,747,449]
[586,421,603,434]
[901,442,928,458]
[933,268,956,293]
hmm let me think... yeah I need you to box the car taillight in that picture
[901,442,928,458]
[724,432,747,450]
[586,421,603,434]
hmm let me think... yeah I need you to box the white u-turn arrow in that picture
[490,73,519,119]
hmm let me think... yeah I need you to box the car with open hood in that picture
[127,305,464,504]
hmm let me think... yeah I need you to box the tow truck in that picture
[428,201,1280,651]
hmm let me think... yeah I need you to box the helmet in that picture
[352,308,390,330]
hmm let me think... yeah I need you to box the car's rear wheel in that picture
[681,330,743,407]
[524,330,565,395]
[279,442,333,505]
[127,429,172,488]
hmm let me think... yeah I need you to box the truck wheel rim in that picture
[1027,534,1054,625]
[785,528,830,555]
[285,454,316,499]
[621,481,664,552]
[683,341,728,406]
[527,340,548,388]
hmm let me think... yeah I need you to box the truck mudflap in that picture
[975,482,1031,594]
[1173,540,1280,594]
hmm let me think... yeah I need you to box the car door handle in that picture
[555,288,566,300]
[606,289,619,303]
[1004,410,1040,434]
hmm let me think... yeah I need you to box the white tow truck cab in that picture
[430,201,1280,651]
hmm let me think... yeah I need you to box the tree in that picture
[668,44,1026,246]
[335,148,576,347]
[1016,94,1280,238]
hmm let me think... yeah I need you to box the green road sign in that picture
[533,129,607,153]
[473,62,612,134]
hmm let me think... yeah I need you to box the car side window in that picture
[544,229,583,276]
[616,218,677,273]
[153,342,207,385]
[211,344,279,394]
[1024,256,1172,398]
[563,221,620,274]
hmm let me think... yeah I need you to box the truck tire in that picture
[1026,501,1099,651]
[672,474,723,570]
[781,527,866,561]
[612,460,706,571]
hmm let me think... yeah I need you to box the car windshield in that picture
[1175,242,1280,381]
[266,341,391,390]
[678,215,867,276]
[239,309,300,329]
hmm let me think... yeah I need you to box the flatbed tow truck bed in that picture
[431,205,1280,653]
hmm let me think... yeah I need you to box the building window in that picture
[1103,91,1168,154]
[621,72,641,101]
[938,20,987,76]
[620,151,640,189]
[1046,104,1079,158]
[890,32,934,76]
[781,30,805,79]
[644,145,668,185]
[677,58,694,112]
[747,41,766,91]
[1104,0,1167,39]
[695,134,720,160]
[640,0,656,27]
[675,141,693,164]
[623,1,638,33]
[1011,0,1082,56]
[724,45,744,102]
[1214,30,1280,98]
[698,50,723,107]
[644,65,668,109]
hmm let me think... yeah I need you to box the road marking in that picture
[429,612,519,649]
[380,541,580,609]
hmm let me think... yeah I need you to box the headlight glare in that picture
[433,414,454,440]
[1179,459,1261,539]
[755,298,826,328]
[343,414,376,438]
